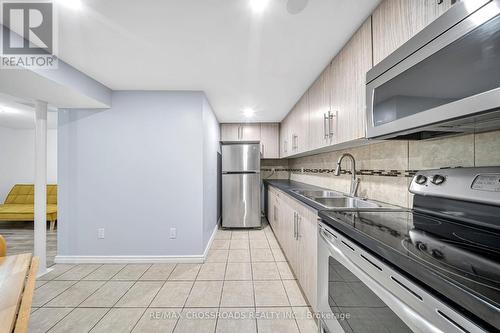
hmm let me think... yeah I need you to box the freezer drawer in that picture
[222,173,261,228]
[222,144,260,172]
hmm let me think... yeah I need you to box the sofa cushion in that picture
[4,185,57,204]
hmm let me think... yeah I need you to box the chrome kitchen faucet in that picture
[334,153,360,197]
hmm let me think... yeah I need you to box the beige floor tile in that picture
[267,238,281,249]
[229,239,250,250]
[271,247,286,262]
[90,308,144,333]
[283,280,307,306]
[112,264,151,280]
[150,281,193,307]
[185,281,223,307]
[205,250,229,263]
[254,281,289,307]
[46,281,105,307]
[248,231,267,241]
[174,308,217,333]
[227,249,251,263]
[141,264,176,280]
[55,265,102,281]
[250,248,275,262]
[231,231,249,240]
[214,230,232,240]
[276,262,295,280]
[83,265,125,281]
[249,239,270,249]
[292,307,318,333]
[256,307,300,333]
[225,263,252,280]
[48,308,108,333]
[252,262,281,280]
[39,265,75,281]
[211,239,230,250]
[220,281,254,307]
[197,263,226,280]
[132,308,181,333]
[80,281,134,308]
[169,264,201,281]
[28,307,73,333]
[35,280,49,289]
[216,308,256,333]
[115,281,163,307]
[33,281,77,307]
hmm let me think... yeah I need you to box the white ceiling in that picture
[56,0,379,122]
[0,93,58,129]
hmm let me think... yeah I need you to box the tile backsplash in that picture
[279,130,500,208]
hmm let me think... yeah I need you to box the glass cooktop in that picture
[319,208,500,331]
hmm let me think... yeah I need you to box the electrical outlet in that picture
[97,228,105,239]
[169,227,177,239]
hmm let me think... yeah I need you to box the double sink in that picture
[290,189,399,211]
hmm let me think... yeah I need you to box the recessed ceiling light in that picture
[57,0,83,11]
[243,107,256,118]
[249,0,270,13]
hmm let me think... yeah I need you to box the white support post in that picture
[34,100,48,274]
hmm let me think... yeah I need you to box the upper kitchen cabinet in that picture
[308,65,333,150]
[280,114,291,158]
[220,124,240,141]
[372,0,457,65]
[260,123,280,159]
[220,123,261,141]
[289,93,310,155]
[330,17,372,143]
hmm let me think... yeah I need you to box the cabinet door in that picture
[308,67,331,150]
[295,94,309,154]
[260,123,280,158]
[241,124,261,141]
[220,124,240,141]
[267,190,274,227]
[330,17,372,143]
[280,196,298,273]
[297,206,318,311]
[280,115,291,158]
[372,0,458,65]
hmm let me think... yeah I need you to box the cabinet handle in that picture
[323,113,329,139]
[293,212,297,239]
[238,126,241,140]
[296,216,301,239]
[329,111,337,138]
[261,143,265,157]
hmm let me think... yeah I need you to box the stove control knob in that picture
[415,175,427,185]
[431,175,446,185]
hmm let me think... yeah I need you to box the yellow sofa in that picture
[0,185,58,230]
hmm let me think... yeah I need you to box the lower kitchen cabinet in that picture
[266,186,318,311]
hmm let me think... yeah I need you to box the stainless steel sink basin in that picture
[314,197,381,209]
[291,189,344,199]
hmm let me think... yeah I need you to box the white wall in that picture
[202,96,220,249]
[57,91,220,259]
[0,126,57,202]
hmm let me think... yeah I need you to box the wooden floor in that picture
[0,221,57,267]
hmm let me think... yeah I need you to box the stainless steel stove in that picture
[318,167,500,333]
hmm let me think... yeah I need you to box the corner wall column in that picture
[34,100,48,274]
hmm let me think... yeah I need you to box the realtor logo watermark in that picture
[1,0,58,69]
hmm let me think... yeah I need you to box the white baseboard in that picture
[54,255,205,264]
[202,220,219,260]
[54,221,220,265]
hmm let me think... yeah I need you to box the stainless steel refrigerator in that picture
[222,143,261,228]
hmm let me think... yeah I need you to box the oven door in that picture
[317,222,486,333]
[365,0,500,139]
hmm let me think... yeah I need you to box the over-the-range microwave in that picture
[366,0,500,140]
